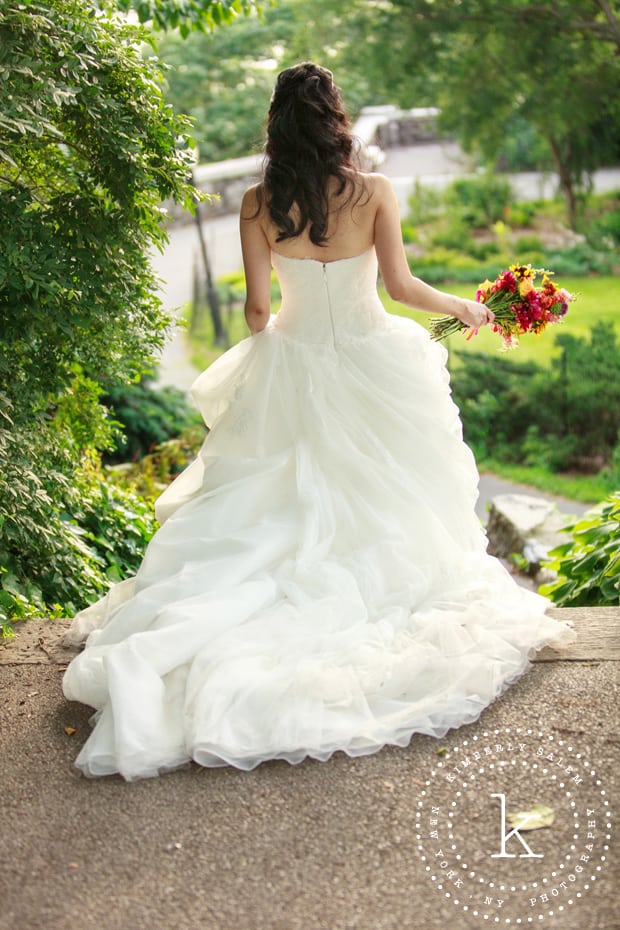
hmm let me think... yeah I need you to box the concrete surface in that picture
[475,474,588,523]
[1,611,618,930]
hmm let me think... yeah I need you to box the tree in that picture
[113,0,264,35]
[282,0,620,228]
[151,0,620,226]
[0,2,198,419]
[408,0,620,229]
[0,0,219,625]
[156,4,296,161]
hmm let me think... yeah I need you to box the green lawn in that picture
[478,459,616,504]
[380,276,620,366]
[186,275,620,372]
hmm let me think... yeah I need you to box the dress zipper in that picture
[322,263,337,351]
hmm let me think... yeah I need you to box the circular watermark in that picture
[415,727,611,923]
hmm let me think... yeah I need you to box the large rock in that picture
[486,493,578,577]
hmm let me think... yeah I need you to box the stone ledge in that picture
[534,606,620,662]
[486,493,579,581]
[2,608,618,667]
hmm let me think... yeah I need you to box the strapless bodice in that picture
[271,247,388,346]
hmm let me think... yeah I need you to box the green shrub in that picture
[102,378,202,463]
[587,208,620,248]
[522,426,579,473]
[408,251,510,284]
[515,234,545,253]
[0,1,196,632]
[401,221,418,244]
[551,323,620,466]
[546,243,615,276]
[451,323,620,472]
[0,414,159,636]
[215,270,248,307]
[468,240,501,261]
[407,180,443,226]
[444,174,513,228]
[504,202,538,227]
[512,250,548,269]
[105,426,206,503]
[450,351,542,461]
[430,219,475,253]
[495,116,553,173]
[71,456,159,586]
[540,493,620,606]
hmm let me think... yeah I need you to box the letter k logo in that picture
[490,793,544,859]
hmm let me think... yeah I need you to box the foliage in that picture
[279,0,405,116]
[281,0,620,229]
[0,409,158,637]
[105,425,207,502]
[540,493,620,606]
[103,378,203,463]
[430,220,476,254]
[443,174,513,228]
[149,0,620,222]
[156,5,295,161]
[545,242,615,276]
[588,207,620,247]
[407,181,443,227]
[449,352,540,463]
[403,0,619,228]
[495,114,553,173]
[112,0,264,35]
[403,185,620,285]
[551,323,620,465]
[1,418,210,637]
[152,0,432,163]
[408,251,501,285]
[0,2,196,428]
[71,455,159,585]
[448,323,620,472]
[0,0,201,627]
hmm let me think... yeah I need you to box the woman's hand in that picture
[455,298,495,329]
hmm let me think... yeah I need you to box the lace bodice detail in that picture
[271,247,387,346]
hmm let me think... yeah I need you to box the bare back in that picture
[253,170,378,263]
[239,169,484,335]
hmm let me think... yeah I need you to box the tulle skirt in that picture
[62,314,576,780]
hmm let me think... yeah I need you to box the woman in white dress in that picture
[62,63,575,781]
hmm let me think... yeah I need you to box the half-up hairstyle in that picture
[255,62,363,245]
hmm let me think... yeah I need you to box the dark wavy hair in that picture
[254,62,363,245]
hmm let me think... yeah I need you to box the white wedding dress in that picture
[62,246,576,780]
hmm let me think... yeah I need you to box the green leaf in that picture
[507,804,555,832]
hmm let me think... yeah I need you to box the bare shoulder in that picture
[240,182,264,219]
[363,172,396,201]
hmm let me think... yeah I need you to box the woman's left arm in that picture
[240,187,272,334]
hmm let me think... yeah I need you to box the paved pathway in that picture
[1,608,618,930]
[476,472,588,522]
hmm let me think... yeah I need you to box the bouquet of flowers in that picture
[430,264,574,350]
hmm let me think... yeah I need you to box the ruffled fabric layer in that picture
[63,312,575,780]
[63,247,576,781]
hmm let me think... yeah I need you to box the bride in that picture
[62,62,575,781]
